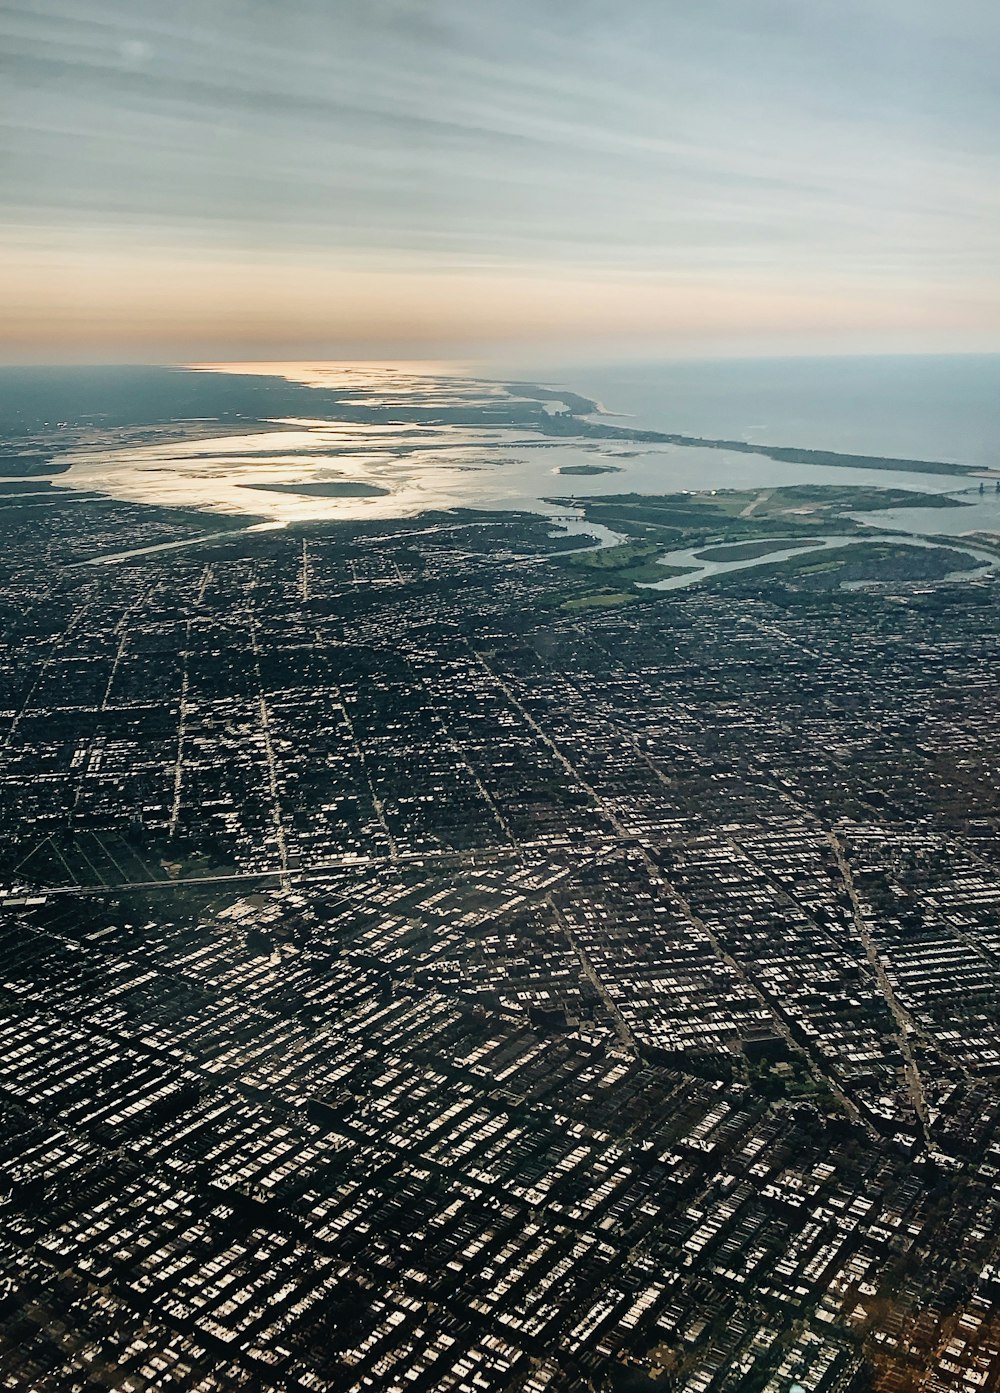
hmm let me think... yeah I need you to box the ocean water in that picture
[524,355,1000,471]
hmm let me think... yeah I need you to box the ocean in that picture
[521,354,1000,471]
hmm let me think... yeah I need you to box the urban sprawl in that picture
[1,480,999,1393]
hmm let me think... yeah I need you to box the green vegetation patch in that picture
[693,538,826,563]
[553,485,967,563]
[705,540,987,592]
[559,540,663,571]
[540,487,976,606]
[560,589,637,610]
[553,539,696,587]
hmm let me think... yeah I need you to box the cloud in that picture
[1,0,998,355]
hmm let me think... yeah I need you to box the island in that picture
[554,463,623,476]
[238,480,390,498]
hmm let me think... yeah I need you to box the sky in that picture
[1,0,999,362]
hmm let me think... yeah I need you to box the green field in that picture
[539,485,972,605]
[553,539,697,588]
[560,589,637,610]
[694,538,826,563]
[703,540,988,591]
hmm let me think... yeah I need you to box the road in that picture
[827,828,932,1147]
